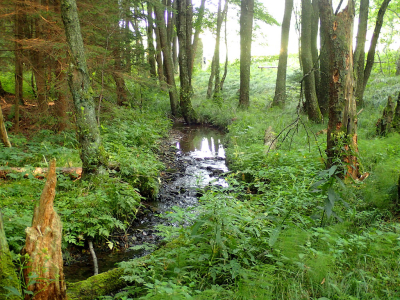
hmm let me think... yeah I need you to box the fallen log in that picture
[0,167,82,179]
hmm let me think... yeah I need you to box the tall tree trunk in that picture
[147,2,157,78]
[190,0,206,73]
[353,0,369,105]
[311,0,321,105]
[319,0,359,179]
[22,159,66,300]
[15,0,25,132]
[396,50,400,75]
[319,16,330,117]
[301,0,322,123]
[176,0,198,124]
[55,60,68,132]
[272,0,294,107]
[212,0,224,101]
[239,0,254,109]
[360,0,391,103]
[61,0,107,176]
[155,0,179,116]
[0,210,20,299]
[0,105,11,147]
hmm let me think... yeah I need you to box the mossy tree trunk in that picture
[239,0,254,109]
[61,0,107,176]
[272,0,293,107]
[0,210,20,300]
[154,1,179,116]
[319,0,359,179]
[22,159,66,300]
[301,0,322,123]
[176,0,198,124]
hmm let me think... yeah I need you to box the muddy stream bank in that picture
[64,124,228,282]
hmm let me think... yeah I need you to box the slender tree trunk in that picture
[360,0,391,103]
[311,0,321,105]
[0,210,20,299]
[320,0,359,179]
[190,0,206,73]
[301,0,322,123]
[272,0,293,107]
[353,0,369,105]
[220,5,229,91]
[206,55,216,99]
[147,2,157,78]
[212,0,224,101]
[319,16,329,117]
[55,60,68,132]
[176,0,198,124]
[61,0,107,176]
[155,0,179,116]
[239,0,254,109]
[15,0,25,132]
[396,50,400,75]
[22,159,66,300]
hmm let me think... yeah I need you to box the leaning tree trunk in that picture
[190,0,206,73]
[22,159,66,300]
[176,0,198,124]
[319,0,359,179]
[0,210,20,300]
[301,0,322,123]
[359,0,391,104]
[239,0,254,109]
[220,5,229,91]
[206,55,216,99]
[61,0,107,177]
[272,0,294,107]
[0,105,11,147]
[155,1,179,116]
[311,0,321,106]
[353,0,369,105]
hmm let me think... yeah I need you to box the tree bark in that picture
[353,0,369,105]
[61,0,107,176]
[22,159,66,300]
[360,0,391,104]
[272,0,294,107]
[155,1,179,116]
[319,0,359,179]
[0,105,11,148]
[376,95,396,135]
[14,0,25,132]
[176,0,198,124]
[239,0,254,109]
[154,24,165,85]
[0,210,20,300]
[301,0,322,123]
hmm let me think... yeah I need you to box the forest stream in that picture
[64,123,228,282]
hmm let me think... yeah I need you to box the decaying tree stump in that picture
[22,159,66,300]
[376,95,396,135]
[0,104,11,147]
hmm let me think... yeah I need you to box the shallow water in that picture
[64,124,228,282]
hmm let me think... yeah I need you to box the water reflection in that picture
[177,134,225,159]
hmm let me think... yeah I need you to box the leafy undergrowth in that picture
[105,63,400,299]
[0,104,171,253]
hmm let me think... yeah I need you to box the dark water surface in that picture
[64,124,228,282]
